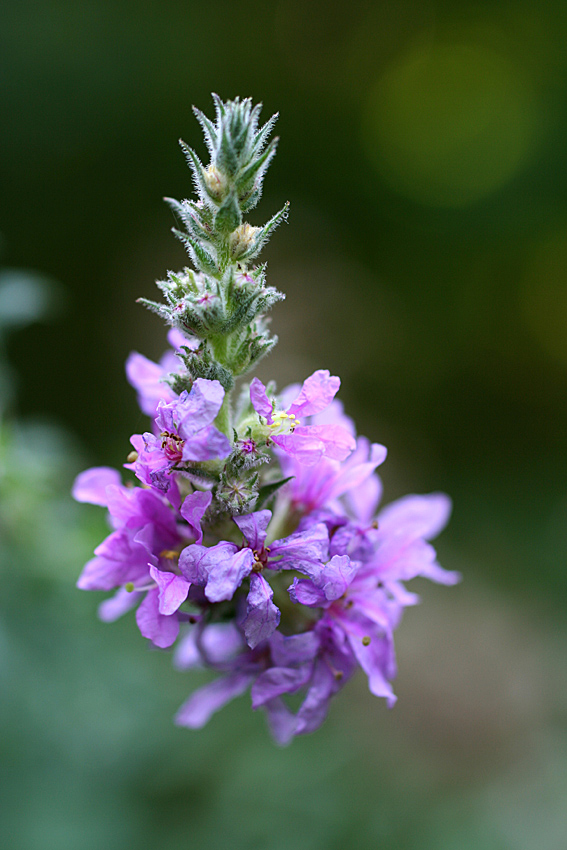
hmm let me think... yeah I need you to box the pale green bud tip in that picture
[230,223,261,258]
[125,582,135,593]
[126,450,138,463]
[362,635,371,646]
[203,164,228,200]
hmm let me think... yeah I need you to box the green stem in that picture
[214,387,233,439]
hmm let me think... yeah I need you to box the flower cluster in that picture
[74,96,459,743]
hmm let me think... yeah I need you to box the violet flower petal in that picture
[294,424,356,462]
[251,664,312,708]
[242,572,280,648]
[179,542,252,602]
[264,698,298,746]
[149,565,190,615]
[269,630,320,667]
[249,377,273,421]
[377,493,452,541]
[175,672,254,728]
[179,490,213,544]
[287,369,340,418]
[125,351,176,417]
[135,588,179,648]
[181,426,231,462]
[289,578,327,607]
[269,523,329,577]
[319,554,358,601]
[204,547,255,603]
[98,587,142,622]
[272,432,325,465]
[72,467,122,506]
[233,509,272,550]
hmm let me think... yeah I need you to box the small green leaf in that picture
[255,476,294,509]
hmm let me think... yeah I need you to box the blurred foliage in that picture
[1,0,567,846]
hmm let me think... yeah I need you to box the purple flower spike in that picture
[73,98,460,743]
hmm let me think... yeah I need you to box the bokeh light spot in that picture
[521,226,567,367]
[363,39,538,207]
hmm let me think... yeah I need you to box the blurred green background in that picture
[2,1,567,847]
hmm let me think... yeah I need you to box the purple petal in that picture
[251,664,312,708]
[173,623,244,670]
[329,440,387,509]
[98,587,142,622]
[175,672,254,728]
[319,555,358,601]
[125,351,175,417]
[287,370,340,418]
[294,660,336,736]
[242,572,281,648]
[289,578,327,607]
[77,532,149,589]
[264,698,298,746]
[250,377,273,421]
[269,630,320,667]
[336,612,397,705]
[377,493,452,541]
[158,379,225,439]
[135,588,179,648]
[295,424,356,462]
[204,547,255,603]
[233,509,272,550]
[179,490,212,544]
[167,327,195,350]
[181,425,231,461]
[272,432,325,465]
[179,542,236,585]
[178,542,252,602]
[269,523,329,577]
[72,467,122,506]
[149,565,190,615]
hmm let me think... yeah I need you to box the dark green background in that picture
[1,2,567,848]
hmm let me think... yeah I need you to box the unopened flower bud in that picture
[203,164,228,200]
[230,223,260,259]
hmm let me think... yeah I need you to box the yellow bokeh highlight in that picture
[521,227,567,367]
[363,38,539,207]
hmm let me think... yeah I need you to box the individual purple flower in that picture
[73,469,212,648]
[278,431,387,516]
[126,328,196,419]
[127,378,231,495]
[250,370,356,465]
[178,509,329,648]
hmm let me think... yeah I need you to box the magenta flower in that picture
[127,378,231,496]
[250,369,356,465]
[179,509,329,648]
[73,468,212,648]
